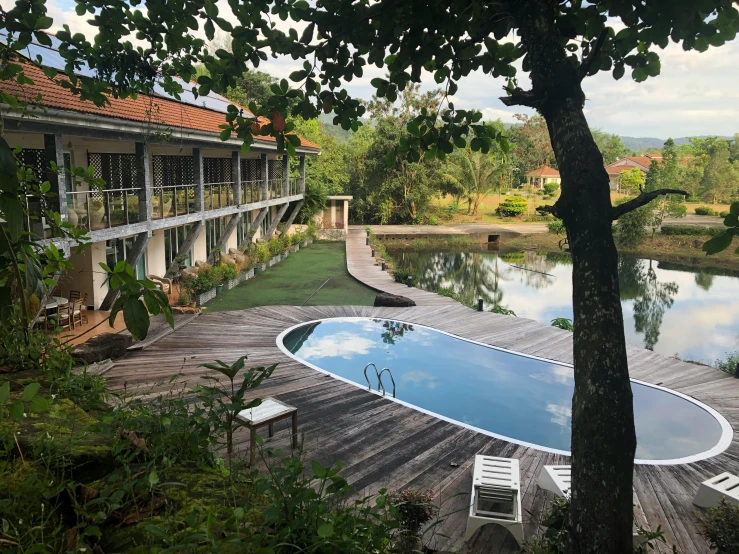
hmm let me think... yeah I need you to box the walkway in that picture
[345,229,459,305]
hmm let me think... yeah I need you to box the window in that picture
[205,217,227,255]
[106,236,145,280]
[203,158,232,184]
[152,155,194,188]
[164,225,192,269]
[237,214,251,247]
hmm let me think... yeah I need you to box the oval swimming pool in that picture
[278,318,732,464]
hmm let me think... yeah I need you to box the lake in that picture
[387,248,739,363]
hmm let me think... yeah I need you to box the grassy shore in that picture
[504,232,739,272]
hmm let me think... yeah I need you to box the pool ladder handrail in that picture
[363,362,396,398]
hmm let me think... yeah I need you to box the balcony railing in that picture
[67,188,141,231]
[204,181,235,210]
[288,176,302,196]
[152,184,197,219]
[268,179,283,200]
[23,195,52,239]
[243,180,262,203]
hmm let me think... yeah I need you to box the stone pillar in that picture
[193,148,204,213]
[282,155,289,198]
[232,151,241,206]
[135,142,152,223]
[299,155,306,193]
[261,153,269,201]
[44,133,68,220]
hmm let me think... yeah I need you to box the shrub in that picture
[660,225,724,237]
[536,189,545,196]
[524,214,553,222]
[182,265,216,295]
[714,351,739,375]
[695,206,716,216]
[543,182,559,195]
[491,304,516,316]
[426,214,439,225]
[393,267,411,283]
[268,238,283,257]
[217,262,239,282]
[255,242,270,263]
[551,317,574,331]
[548,218,566,235]
[702,499,739,554]
[386,488,436,533]
[720,210,729,218]
[496,195,528,217]
[443,200,459,220]
[306,220,317,239]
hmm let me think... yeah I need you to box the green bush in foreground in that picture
[702,500,739,554]
[660,225,724,237]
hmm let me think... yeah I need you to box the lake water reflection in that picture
[388,249,739,362]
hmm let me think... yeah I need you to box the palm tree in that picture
[441,149,504,215]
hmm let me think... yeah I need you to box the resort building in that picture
[525,165,561,189]
[314,195,353,236]
[605,154,663,191]
[1,36,319,310]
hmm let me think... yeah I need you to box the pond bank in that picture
[504,233,739,272]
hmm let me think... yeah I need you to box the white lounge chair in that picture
[693,472,739,508]
[536,465,648,546]
[464,455,524,545]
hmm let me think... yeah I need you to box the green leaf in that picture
[21,382,40,402]
[9,400,24,420]
[122,297,151,341]
[29,396,51,412]
[0,382,9,404]
[702,231,733,255]
[317,523,334,538]
[148,469,160,487]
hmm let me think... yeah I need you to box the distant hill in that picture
[320,113,354,143]
[620,135,733,152]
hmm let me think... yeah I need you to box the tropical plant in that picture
[441,146,504,215]
[392,267,411,284]
[491,304,516,316]
[196,355,276,468]
[548,218,566,235]
[714,351,739,375]
[543,182,559,195]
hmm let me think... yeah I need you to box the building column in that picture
[232,151,241,206]
[135,142,152,223]
[282,155,289,198]
[43,133,68,220]
[193,148,204,213]
[261,153,269,201]
[299,155,306,193]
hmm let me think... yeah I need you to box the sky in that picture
[20,0,739,139]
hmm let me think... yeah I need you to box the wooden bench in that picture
[236,397,298,466]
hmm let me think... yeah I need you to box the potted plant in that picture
[254,242,269,273]
[184,265,217,306]
[268,238,282,265]
[220,261,240,291]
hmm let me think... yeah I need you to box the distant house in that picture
[525,165,561,189]
[605,155,663,191]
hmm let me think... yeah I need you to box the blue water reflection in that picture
[282,318,725,461]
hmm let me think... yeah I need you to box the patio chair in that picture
[69,290,81,301]
[72,298,84,328]
[147,274,172,294]
[464,455,524,545]
[51,302,73,331]
[693,472,739,508]
[80,293,89,324]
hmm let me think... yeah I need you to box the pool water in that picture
[280,318,730,463]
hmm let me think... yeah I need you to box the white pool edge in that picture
[276,316,734,466]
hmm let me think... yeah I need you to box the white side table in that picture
[237,397,298,466]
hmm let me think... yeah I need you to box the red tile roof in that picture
[1,61,320,151]
[606,165,644,175]
[526,165,560,177]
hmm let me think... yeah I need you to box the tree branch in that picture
[537,203,559,218]
[499,87,540,108]
[577,28,609,81]
[611,189,688,220]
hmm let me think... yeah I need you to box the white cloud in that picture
[299,332,376,360]
[13,0,739,137]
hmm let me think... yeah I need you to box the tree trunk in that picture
[510,2,637,552]
[547,99,636,554]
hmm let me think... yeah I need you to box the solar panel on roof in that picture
[0,31,242,115]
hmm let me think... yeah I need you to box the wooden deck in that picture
[346,229,459,305]
[105,302,739,553]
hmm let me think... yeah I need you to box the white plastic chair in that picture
[464,455,524,545]
[693,472,739,508]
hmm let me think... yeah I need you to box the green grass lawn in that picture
[204,241,377,312]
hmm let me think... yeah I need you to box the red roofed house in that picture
[605,155,662,191]
[525,165,561,189]
[1,34,319,311]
